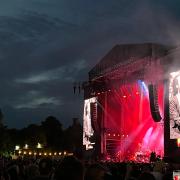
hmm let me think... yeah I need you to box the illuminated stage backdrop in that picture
[98,80,164,161]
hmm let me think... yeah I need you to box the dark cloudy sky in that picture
[0,0,180,129]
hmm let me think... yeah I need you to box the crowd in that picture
[0,155,177,180]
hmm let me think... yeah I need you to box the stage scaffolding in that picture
[83,43,179,161]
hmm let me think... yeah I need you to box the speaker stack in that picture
[148,84,162,122]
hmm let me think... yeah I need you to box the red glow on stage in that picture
[100,81,164,161]
[177,139,180,147]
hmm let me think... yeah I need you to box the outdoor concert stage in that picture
[83,43,180,162]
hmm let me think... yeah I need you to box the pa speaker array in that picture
[90,102,100,132]
[148,84,162,122]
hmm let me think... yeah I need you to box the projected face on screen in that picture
[169,70,180,139]
[83,97,97,150]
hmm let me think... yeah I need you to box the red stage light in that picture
[97,81,164,161]
[97,92,100,95]
[177,138,180,147]
[108,133,110,136]
[113,134,116,136]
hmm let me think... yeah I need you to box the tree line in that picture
[0,110,83,156]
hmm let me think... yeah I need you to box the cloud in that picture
[15,59,87,84]
[12,90,61,109]
[15,97,61,109]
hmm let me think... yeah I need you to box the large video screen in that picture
[83,97,97,150]
[169,70,180,139]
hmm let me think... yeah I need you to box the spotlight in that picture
[123,95,126,98]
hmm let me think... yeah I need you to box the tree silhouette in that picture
[0,115,83,155]
[21,124,46,147]
[63,118,83,156]
[0,109,4,127]
[41,116,63,150]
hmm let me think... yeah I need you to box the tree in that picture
[41,116,63,149]
[0,126,13,154]
[21,124,47,147]
[63,118,83,156]
[0,109,13,154]
[0,109,4,127]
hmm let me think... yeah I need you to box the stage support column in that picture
[120,94,124,161]
[139,84,143,123]
[101,91,107,157]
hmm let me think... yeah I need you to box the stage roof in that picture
[89,43,170,81]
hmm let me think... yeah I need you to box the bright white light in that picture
[15,145,20,150]
[37,143,42,148]
[24,144,28,149]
